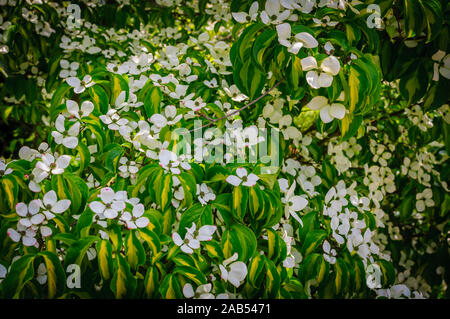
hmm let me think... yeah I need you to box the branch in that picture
[187,77,284,133]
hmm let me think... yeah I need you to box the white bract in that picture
[35,154,71,179]
[431,50,450,81]
[172,227,200,254]
[282,180,308,225]
[306,96,346,123]
[197,183,216,205]
[226,167,259,187]
[232,1,259,23]
[66,75,95,93]
[183,283,215,299]
[120,203,149,229]
[66,99,94,119]
[260,0,291,25]
[219,253,248,288]
[150,105,182,129]
[59,60,79,78]
[52,115,80,149]
[40,190,71,220]
[302,55,341,89]
[89,187,126,219]
[276,23,318,54]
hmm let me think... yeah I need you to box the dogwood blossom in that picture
[226,167,259,187]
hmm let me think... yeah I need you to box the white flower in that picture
[431,50,450,81]
[195,225,217,241]
[0,263,7,283]
[183,283,215,299]
[7,223,37,247]
[15,200,44,228]
[282,181,308,225]
[232,1,259,23]
[51,115,79,149]
[415,188,434,212]
[120,203,149,229]
[66,75,95,94]
[302,56,341,89]
[219,253,248,288]
[118,157,139,179]
[184,97,206,111]
[276,23,318,54]
[226,167,259,187]
[260,0,291,25]
[40,190,71,220]
[114,91,143,111]
[306,96,346,123]
[197,183,216,205]
[59,60,79,78]
[172,227,200,254]
[35,154,71,179]
[159,150,191,174]
[36,263,47,285]
[223,84,248,102]
[89,187,126,219]
[66,99,94,119]
[323,240,337,264]
[0,160,12,176]
[350,195,370,212]
[150,105,182,129]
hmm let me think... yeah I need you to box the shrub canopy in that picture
[0,0,449,299]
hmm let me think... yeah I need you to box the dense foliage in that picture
[0,0,449,299]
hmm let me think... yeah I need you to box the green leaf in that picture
[110,253,137,299]
[64,236,99,266]
[125,230,146,270]
[96,240,114,280]
[38,251,66,299]
[178,203,213,238]
[159,273,183,299]
[1,254,35,298]
[174,266,207,286]
[232,185,248,222]
[139,228,161,256]
[301,230,327,257]
[144,86,162,118]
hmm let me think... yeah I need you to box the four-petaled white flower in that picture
[89,187,126,219]
[15,200,44,228]
[40,190,71,220]
[219,253,248,288]
[59,60,79,78]
[282,180,308,226]
[306,96,346,123]
[0,160,12,176]
[183,283,215,299]
[197,183,216,205]
[66,99,94,119]
[302,55,341,89]
[159,150,190,174]
[172,227,200,254]
[226,167,259,187]
[223,84,248,102]
[276,23,318,54]
[66,75,95,94]
[260,0,291,25]
[431,50,450,81]
[232,2,259,24]
[36,153,71,178]
[120,203,149,229]
[150,105,182,129]
[52,115,80,149]
[7,223,37,247]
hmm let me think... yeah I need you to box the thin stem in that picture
[186,78,284,134]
